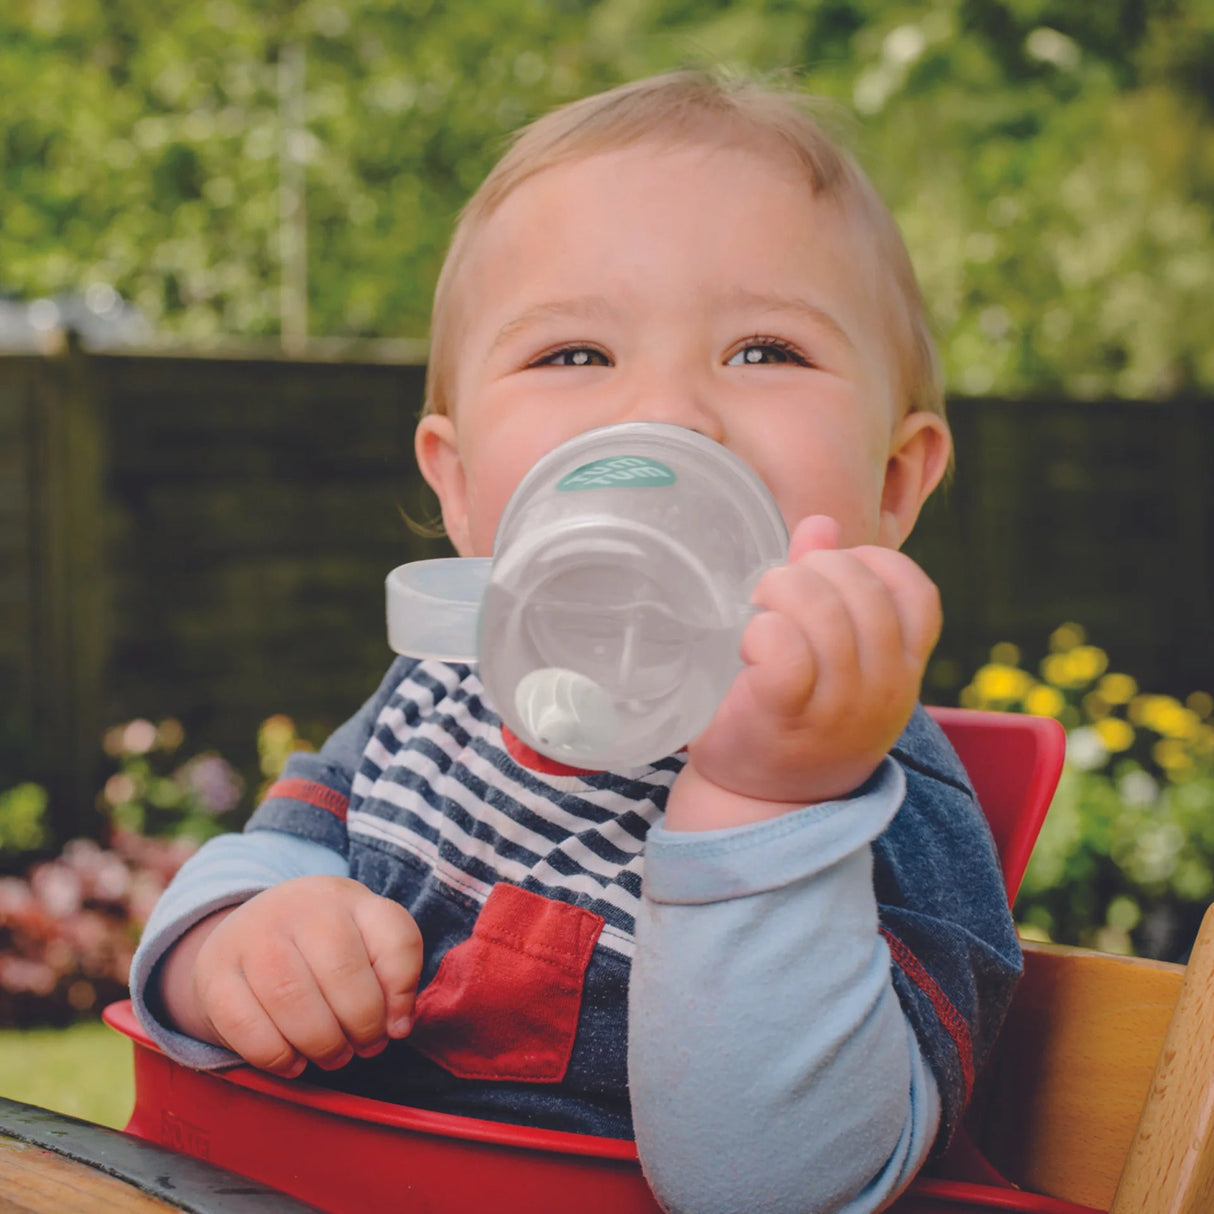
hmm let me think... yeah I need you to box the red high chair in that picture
[108,708,1080,1214]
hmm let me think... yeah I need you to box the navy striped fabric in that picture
[263,659,684,960]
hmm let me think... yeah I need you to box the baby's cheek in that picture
[462,482,509,557]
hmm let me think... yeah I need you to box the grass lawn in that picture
[0,1019,134,1129]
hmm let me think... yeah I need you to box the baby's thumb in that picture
[788,515,843,563]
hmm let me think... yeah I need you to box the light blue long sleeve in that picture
[129,830,348,1068]
[629,758,940,1214]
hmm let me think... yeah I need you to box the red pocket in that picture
[409,883,605,1082]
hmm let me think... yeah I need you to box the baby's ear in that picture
[414,413,473,556]
[877,411,952,549]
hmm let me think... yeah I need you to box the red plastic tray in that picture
[105,1001,1099,1214]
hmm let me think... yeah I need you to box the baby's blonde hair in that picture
[423,70,944,427]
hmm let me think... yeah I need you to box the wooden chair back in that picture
[961,905,1214,1214]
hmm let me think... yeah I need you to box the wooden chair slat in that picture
[968,941,1185,1210]
[1111,904,1214,1214]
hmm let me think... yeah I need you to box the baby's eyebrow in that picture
[490,296,616,353]
[725,288,855,351]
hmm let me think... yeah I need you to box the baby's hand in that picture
[670,516,941,830]
[159,876,423,1078]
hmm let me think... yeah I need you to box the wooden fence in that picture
[1,345,1211,840]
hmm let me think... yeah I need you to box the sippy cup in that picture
[386,422,788,769]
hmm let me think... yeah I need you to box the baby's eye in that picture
[726,339,810,367]
[533,345,611,367]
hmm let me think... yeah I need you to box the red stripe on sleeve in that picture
[263,778,349,822]
[880,926,975,1100]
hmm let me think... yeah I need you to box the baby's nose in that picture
[620,381,724,442]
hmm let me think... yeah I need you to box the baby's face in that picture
[417,141,946,557]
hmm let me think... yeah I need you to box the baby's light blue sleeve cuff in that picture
[642,757,905,902]
[129,831,348,1070]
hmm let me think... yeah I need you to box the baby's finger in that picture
[849,547,943,663]
[801,550,907,680]
[738,604,817,714]
[200,968,305,1078]
[243,938,355,1071]
[786,514,842,564]
[752,560,861,698]
[353,896,425,1039]
[297,911,392,1056]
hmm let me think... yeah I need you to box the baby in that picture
[132,71,1020,1214]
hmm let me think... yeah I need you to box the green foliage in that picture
[1020,761,1214,961]
[0,783,49,855]
[960,622,1214,961]
[99,717,245,841]
[2,1,1211,398]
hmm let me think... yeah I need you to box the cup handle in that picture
[386,557,491,663]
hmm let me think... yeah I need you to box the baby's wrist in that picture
[667,755,883,832]
[665,761,812,832]
[157,905,237,1045]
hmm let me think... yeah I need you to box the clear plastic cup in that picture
[387,422,788,768]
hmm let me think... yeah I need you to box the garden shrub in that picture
[961,623,1214,963]
[0,715,311,1027]
[0,831,197,1027]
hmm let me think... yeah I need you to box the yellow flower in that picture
[1130,695,1165,727]
[1040,652,1093,690]
[259,714,297,748]
[971,663,1033,703]
[1068,645,1108,683]
[1082,691,1110,720]
[1094,717,1135,753]
[1132,695,1200,739]
[258,714,306,778]
[1098,673,1138,705]
[1040,653,1068,687]
[1187,691,1214,719]
[1024,685,1066,718]
[1153,738,1194,775]
[1049,622,1086,653]
[989,641,1021,666]
[1167,708,1202,740]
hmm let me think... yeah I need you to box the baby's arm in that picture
[628,519,991,1212]
[630,763,938,1214]
[131,658,422,1074]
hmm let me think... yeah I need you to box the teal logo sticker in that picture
[557,455,676,491]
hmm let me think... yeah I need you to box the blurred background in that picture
[0,0,1211,1121]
